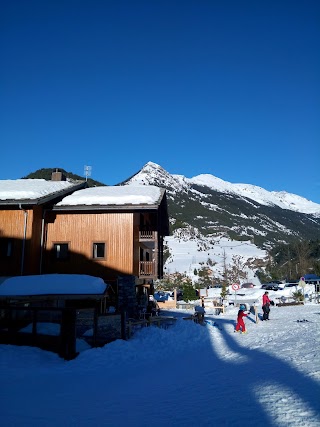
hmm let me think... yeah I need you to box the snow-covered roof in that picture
[54,185,164,209]
[0,180,164,210]
[0,179,85,205]
[0,274,108,297]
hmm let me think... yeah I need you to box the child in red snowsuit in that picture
[235,308,249,333]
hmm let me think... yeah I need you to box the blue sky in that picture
[1,0,319,203]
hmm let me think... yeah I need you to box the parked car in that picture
[168,290,184,301]
[261,282,280,291]
[153,291,169,302]
[283,283,298,288]
[241,282,255,288]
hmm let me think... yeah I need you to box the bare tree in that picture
[295,241,311,277]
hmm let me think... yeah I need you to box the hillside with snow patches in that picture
[125,162,320,284]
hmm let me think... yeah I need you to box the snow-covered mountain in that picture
[124,162,320,283]
[126,161,320,215]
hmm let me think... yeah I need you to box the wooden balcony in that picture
[139,261,156,278]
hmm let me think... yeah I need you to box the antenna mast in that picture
[84,165,92,182]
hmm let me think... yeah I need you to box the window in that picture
[53,243,69,260]
[0,238,13,257]
[93,242,105,259]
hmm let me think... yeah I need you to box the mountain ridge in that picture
[23,168,106,188]
[124,161,320,251]
[127,161,320,215]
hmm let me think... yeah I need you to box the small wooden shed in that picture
[0,274,123,360]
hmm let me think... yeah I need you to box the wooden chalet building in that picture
[41,184,170,316]
[0,174,170,317]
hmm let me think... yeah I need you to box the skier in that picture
[262,291,271,320]
[194,304,205,324]
[234,305,249,333]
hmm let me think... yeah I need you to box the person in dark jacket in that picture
[262,291,271,320]
[235,306,249,333]
[146,299,160,318]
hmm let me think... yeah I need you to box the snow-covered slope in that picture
[191,174,320,215]
[164,234,267,285]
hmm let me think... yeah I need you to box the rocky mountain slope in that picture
[123,162,320,282]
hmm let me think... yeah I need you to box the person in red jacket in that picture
[235,306,249,333]
[262,291,271,320]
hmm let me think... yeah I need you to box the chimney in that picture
[51,169,66,181]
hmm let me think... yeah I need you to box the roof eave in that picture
[52,203,160,212]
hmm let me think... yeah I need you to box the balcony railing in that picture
[139,229,156,240]
[139,261,155,277]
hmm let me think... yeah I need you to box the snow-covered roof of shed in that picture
[0,179,84,204]
[0,274,108,297]
[55,185,163,207]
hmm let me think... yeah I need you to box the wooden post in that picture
[60,308,77,360]
[31,308,37,345]
[121,310,127,340]
[127,320,132,338]
[93,306,98,347]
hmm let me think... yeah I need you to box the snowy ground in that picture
[1,300,320,427]
[163,282,317,309]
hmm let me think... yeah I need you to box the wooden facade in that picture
[0,208,32,276]
[0,182,86,277]
[43,211,135,278]
[42,201,169,285]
